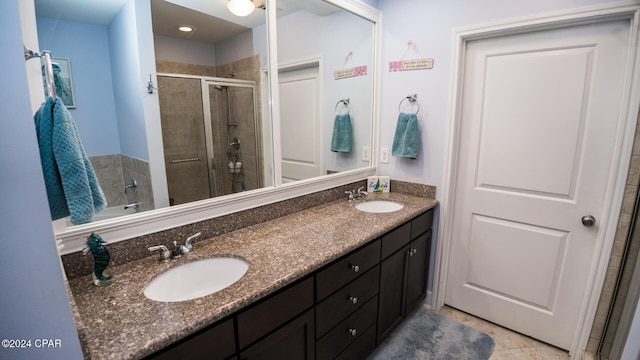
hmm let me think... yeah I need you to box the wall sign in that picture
[389,58,434,72]
[334,65,368,80]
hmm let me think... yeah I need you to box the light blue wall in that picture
[108,0,149,161]
[377,0,632,294]
[154,34,216,66]
[276,9,374,173]
[0,1,83,359]
[36,17,120,156]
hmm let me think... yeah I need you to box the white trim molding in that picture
[435,1,640,357]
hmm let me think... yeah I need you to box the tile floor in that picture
[437,306,574,359]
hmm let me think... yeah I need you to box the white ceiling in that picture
[35,0,130,25]
[34,0,340,44]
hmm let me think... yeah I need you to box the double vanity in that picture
[66,190,437,359]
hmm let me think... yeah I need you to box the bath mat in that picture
[368,306,495,360]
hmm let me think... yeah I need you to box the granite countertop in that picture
[67,193,438,360]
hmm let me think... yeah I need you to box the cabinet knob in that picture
[348,328,357,336]
[351,264,360,273]
[349,296,358,305]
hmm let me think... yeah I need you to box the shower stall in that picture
[157,74,262,206]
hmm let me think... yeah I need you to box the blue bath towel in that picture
[34,97,106,224]
[392,112,421,159]
[331,113,353,153]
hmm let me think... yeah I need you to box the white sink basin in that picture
[144,257,249,302]
[355,200,404,213]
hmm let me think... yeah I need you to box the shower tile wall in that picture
[156,55,263,198]
[120,155,154,212]
[90,155,126,206]
[216,55,263,194]
[157,76,211,205]
[89,154,154,212]
[156,60,216,77]
[210,86,260,195]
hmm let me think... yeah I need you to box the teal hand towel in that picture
[34,97,107,224]
[392,112,421,159]
[331,113,353,153]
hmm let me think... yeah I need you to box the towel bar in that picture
[398,94,421,115]
[24,45,57,100]
[169,157,201,164]
[335,98,351,114]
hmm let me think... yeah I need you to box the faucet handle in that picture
[180,232,202,254]
[357,186,368,195]
[345,190,355,201]
[148,245,170,262]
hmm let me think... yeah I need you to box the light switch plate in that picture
[381,147,390,163]
[362,146,370,161]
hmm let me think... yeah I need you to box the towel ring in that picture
[398,94,421,115]
[335,98,351,115]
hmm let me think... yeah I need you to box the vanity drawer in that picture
[316,296,378,360]
[237,276,314,349]
[316,239,381,302]
[411,209,434,239]
[316,265,380,337]
[381,222,411,260]
[148,318,235,360]
[335,324,376,360]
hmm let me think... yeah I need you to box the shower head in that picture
[214,85,227,91]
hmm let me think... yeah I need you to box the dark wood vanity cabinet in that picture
[147,317,236,360]
[239,309,315,360]
[377,209,434,344]
[315,240,381,360]
[147,207,435,360]
[238,277,315,360]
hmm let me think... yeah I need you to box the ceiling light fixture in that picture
[178,25,195,32]
[227,0,255,17]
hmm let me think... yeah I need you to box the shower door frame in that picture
[157,73,261,199]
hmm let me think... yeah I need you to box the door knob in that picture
[582,215,596,227]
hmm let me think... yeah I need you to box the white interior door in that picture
[445,19,631,350]
[279,65,323,183]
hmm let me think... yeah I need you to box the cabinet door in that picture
[240,309,315,360]
[376,243,410,344]
[148,318,236,360]
[237,277,314,349]
[404,230,431,315]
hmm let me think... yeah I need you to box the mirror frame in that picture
[55,0,381,253]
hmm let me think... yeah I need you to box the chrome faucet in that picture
[124,202,139,210]
[148,245,171,262]
[346,187,368,201]
[148,232,202,262]
[179,232,201,255]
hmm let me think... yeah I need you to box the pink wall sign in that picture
[389,58,434,72]
[334,65,368,80]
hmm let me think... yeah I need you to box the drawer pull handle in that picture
[349,296,358,305]
[351,265,360,272]
[348,328,357,336]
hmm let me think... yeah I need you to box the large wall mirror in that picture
[33,0,379,252]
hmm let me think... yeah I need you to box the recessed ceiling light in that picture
[178,25,195,33]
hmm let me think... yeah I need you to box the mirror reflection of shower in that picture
[157,74,262,206]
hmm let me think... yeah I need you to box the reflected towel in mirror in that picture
[34,97,106,224]
[330,113,353,153]
[392,112,420,159]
